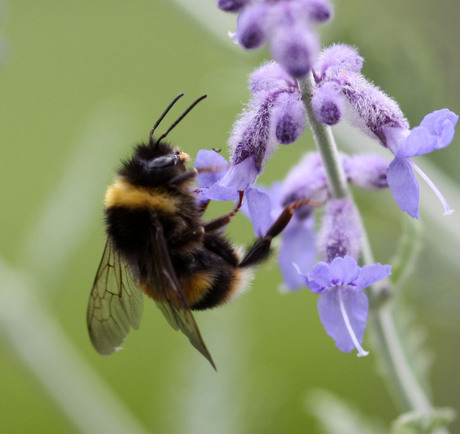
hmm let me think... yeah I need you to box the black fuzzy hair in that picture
[118,140,183,188]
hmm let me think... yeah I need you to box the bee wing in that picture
[149,218,216,370]
[87,238,144,355]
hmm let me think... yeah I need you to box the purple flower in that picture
[194,150,252,201]
[249,61,295,95]
[221,0,332,78]
[236,2,270,49]
[343,154,389,190]
[313,44,458,219]
[314,44,363,81]
[194,149,229,188]
[311,81,346,126]
[317,199,361,263]
[217,0,248,13]
[385,109,458,218]
[295,256,391,355]
[313,45,409,144]
[244,185,316,290]
[203,62,306,200]
[271,92,307,144]
[270,22,319,78]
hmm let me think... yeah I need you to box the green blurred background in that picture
[0,1,459,433]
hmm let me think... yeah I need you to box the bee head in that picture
[119,141,190,188]
[118,94,204,187]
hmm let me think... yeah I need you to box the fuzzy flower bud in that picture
[301,0,334,23]
[343,154,389,190]
[217,0,248,13]
[271,92,307,144]
[270,24,319,78]
[203,62,306,197]
[220,0,330,78]
[249,61,295,95]
[314,44,364,80]
[236,3,270,49]
[314,45,408,145]
[311,81,346,125]
[317,199,361,263]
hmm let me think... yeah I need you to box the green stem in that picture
[298,73,445,430]
[298,75,348,199]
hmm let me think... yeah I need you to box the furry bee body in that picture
[103,143,250,310]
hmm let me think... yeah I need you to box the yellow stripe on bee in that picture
[104,178,178,213]
[139,272,214,306]
[181,272,215,305]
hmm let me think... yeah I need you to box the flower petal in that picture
[420,109,458,147]
[329,255,360,285]
[279,221,316,290]
[194,149,229,187]
[395,126,438,159]
[317,287,368,353]
[246,188,274,237]
[354,263,392,291]
[387,158,420,219]
[214,156,259,195]
[307,261,333,292]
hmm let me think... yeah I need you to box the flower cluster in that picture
[218,0,333,78]
[207,6,458,357]
[196,62,306,201]
[196,148,392,355]
[312,44,459,218]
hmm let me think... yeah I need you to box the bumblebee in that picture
[87,94,314,369]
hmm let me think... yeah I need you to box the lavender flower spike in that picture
[295,256,392,355]
[221,0,332,78]
[203,62,306,200]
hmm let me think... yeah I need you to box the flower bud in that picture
[315,44,363,80]
[272,93,307,144]
[311,81,346,125]
[299,0,333,23]
[236,3,269,49]
[270,24,319,78]
[249,61,294,95]
[217,0,248,13]
[342,154,389,190]
[317,199,361,263]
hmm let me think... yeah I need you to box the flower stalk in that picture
[298,72,444,425]
[299,73,348,199]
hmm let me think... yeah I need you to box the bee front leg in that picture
[239,198,321,268]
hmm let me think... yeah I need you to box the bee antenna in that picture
[149,93,185,145]
[156,94,207,144]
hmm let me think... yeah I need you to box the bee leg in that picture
[170,169,197,186]
[239,198,321,267]
[202,191,244,233]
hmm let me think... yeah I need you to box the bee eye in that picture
[147,155,178,169]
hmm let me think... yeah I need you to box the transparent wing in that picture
[87,238,144,355]
[149,218,216,370]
